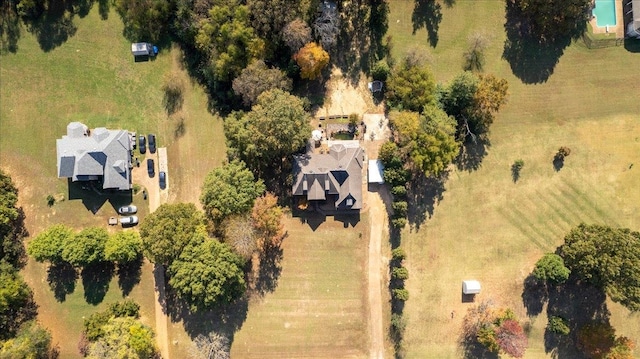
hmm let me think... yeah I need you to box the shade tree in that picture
[511,0,591,41]
[532,253,570,285]
[232,60,292,107]
[282,18,312,52]
[27,224,73,264]
[386,56,437,112]
[251,192,285,248]
[294,42,330,80]
[0,169,26,268]
[104,231,142,264]
[61,227,108,268]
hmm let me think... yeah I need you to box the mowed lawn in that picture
[230,215,370,358]
[0,6,225,358]
[388,0,640,358]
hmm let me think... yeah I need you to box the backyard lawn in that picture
[387,0,640,358]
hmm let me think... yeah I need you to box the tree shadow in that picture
[511,163,522,183]
[116,258,142,297]
[0,1,21,53]
[412,0,443,48]
[81,262,114,305]
[455,137,490,172]
[502,0,583,84]
[459,340,500,359]
[522,274,547,317]
[553,156,565,171]
[97,0,109,20]
[47,262,78,302]
[251,242,284,297]
[407,171,448,230]
[21,0,89,52]
[333,0,390,85]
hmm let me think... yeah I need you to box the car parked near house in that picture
[159,171,166,189]
[119,215,138,225]
[147,159,155,177]
[139,135,146,154]
[118,205,137,215]
[148,134,156,153]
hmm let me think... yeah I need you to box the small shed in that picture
[368,159,384,184]
[462,280,481,295]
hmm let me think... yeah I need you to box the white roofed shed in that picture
[462,280,481,295]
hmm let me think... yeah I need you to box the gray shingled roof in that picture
[293,143,363,210]
[56,122,132,190]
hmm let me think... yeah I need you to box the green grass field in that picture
[0,6,224,357]
[388,0,640,358]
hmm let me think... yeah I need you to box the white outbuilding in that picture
[462,280,481,295]
[368,159,384,184]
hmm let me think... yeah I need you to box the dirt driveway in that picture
[367,190,387,359]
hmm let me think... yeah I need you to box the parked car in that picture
[147,159,155,176]
[120,215,139,225]
[118,205,138,215]
[148,134,156,153]
[139,135,146,154]
[159,171,166,189]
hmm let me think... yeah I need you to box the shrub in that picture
[390,313,407,337]
[513,159,524,170]
[391,185,407,198]
[371,60,390,81]
[392,266,409,280]
[392,201,408,218]
[46,194,55,207]
[547,316,570,336]
[108,300,140,318]
[391,247,406,261]
[477,327,499,352]
[533,253,570,285]
[392,288,409,301]
[391,218,407,229]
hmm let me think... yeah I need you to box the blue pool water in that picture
[594,0,617,27]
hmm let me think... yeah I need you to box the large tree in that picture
[532,253,570,285]
[86,316,156,359]
[560,223,640,311]
[232,60,292,107]
[114,0,172,43]
[0,170,26,268]
[511,0,591,41]
[386,56,437,112]
[0,263,35,340]
[27,224,73,264]
[0,321,55,358]
[251,193,285,248]
[200,160,265,226]
[246,0,302,43]
[224,89,311,178]
[282,18,312,52]
[294,42,330,80]
[194,0,264,82]
[139,203,205,266]
[104,231,142,264]
[61,227,108,268]
[167,233,246,311]
[388,108,459,176]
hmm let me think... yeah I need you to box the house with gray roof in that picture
[56,122,133,190]
[292,142,364,211]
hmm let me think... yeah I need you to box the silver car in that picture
[118,205,138,215]
[119,216,139,225]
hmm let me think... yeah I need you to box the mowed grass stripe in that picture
[560,179,620,226]
[518,192,569,244]
[497,207,548,251]
[554,181,611,225]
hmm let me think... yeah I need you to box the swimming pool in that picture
[594,0,617,27]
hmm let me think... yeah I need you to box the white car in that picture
[118,205,137,215]
[119,216,139,225]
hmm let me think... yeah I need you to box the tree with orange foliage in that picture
[251,193,285,249]
[294,42,329,80]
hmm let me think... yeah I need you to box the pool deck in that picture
[590,0,625,37]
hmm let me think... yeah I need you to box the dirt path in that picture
[132,155,169,359]
[367,190,386,359]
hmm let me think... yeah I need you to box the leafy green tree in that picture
[201,160,265,226]
[512,0,591,41]
[547,316,570,335]
[0,170,26,268]
[232,60,292,107]
[0,263,35,340]
[27,224,73,264]
[533,253,570,285]
[167,233,246,311]
[560,223,640,311]
[392,288,409,301]
[86,316,156,359]
[61,227,108,267]
[139,203,205,266]
[224,89,311,177]
[391,266,409,280]
[195,0,264,82]
[114,0,172,43]
[105,231,142,264]
[386,57,436,112]
[0,321,55,358]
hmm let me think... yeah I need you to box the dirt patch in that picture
[314,67,384,119]
[366,190,388,359]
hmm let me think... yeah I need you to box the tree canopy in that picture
[560,223,640,311]
[139,203,205,266]
[532,253,570,285]
[200,160,265,226]
[27,224,73,264]
[0,263,35,340]
[0,321,54,358]
[61,227,108,267]
[104,231,142,264]
[224,89,311,177]
[167,233,246,311]
[282,18,312,52]
[386,57,436,112]
[86,316,156,359]
[511,0,591,41]
[114,0,172,43]
[251,193,285,248]
[294,42,330,80]
[388,108,459,176]
[0,169,26,268]
[232,60,292,107]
